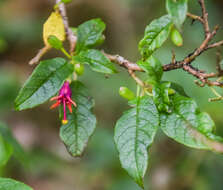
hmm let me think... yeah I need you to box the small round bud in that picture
[74,63,84,76]
[171,28,183,47]
[119,87,135,100]
[168,88,176,95]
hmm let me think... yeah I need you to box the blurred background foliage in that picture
[0,0,223,189]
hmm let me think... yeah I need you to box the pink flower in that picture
[50,81,77,124]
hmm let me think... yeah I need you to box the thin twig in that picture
[128,70,145,87]
[187,12,204,23]
[199,0,210,36]
[29,46,50,65]
[56,0,77,53]
[29,0,223,88]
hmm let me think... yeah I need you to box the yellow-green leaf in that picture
[43,11,65,47]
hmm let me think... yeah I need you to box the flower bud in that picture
[171,28,183,47]
[119,87,135,100]
[74,63,84,76]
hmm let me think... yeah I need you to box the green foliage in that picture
[76,18,106,53]
[0,178,33,190]
[166,0,188,29]
[114,96,159,188]
[0,134,13,167]
[47,35,63,50]
[15,58,73,110]
[170,82,188,97]
[0,122,28,165]
[152,81,171,112]
[0,71,19,112]
[74,49,117,74]
[12,1,223,189]
[60,81,97,157]
[0,36,8,53]
[160,94,223,151]
[139,15,173,58]
[137,56,163,84]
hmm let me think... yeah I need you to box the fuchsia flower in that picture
[50,81,77,124]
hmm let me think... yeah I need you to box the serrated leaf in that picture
[15,58,74,110]
[152,82,171,112]
[0,134,13,166]
[0,178,33,190]
[60,81,96,157]
[74,49,117,74]
[114,96,159,188]
[43,11,65,47]
[166,0,188,29]
[139,15,173,58]
[160,94,223,152]
[0,122,28,165]
[137,56,163,83]
[76,18,106,53]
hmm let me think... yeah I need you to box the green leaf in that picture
[166,0,188,29]
[74,49,117,74]
[0,122,28,165]
[114,96,159,188]
[137,56,163,83]
[60,81,97,157]
[47,35,63,50]
[15,58,74,110]
[160,94,223,152]
[0,178,33,190]
[170,82,188,97]
[139,15,173,58]
[152,82,171,112]
[76,18,106,53]
[0,134,13,166]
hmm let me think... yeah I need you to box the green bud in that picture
[119,87,135,100]
[171,28,183,47]
[61,0,72,3]
[74,63,84,76]
[168,88,176,95]
[47,35,63,50]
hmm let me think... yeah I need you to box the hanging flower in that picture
[50,81,77,124]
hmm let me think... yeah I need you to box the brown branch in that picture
[206,40,223,50]
[104,53,143,71]
[29,46,50,65]
[29,0,223,88]
[199,0,210,36]
[128,70,145,87]
[186,12,204,23]
[56,0,77,53]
